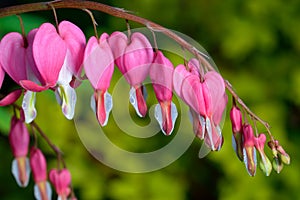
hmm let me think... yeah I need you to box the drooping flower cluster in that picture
[0,15,291,199]
[230,102,290,176]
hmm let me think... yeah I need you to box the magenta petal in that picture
[49,169,71,196]
[0,89,22,106]
[213,93,228,125]
[84,34,114,90]
[58,21,86,77]
[181,75,207,116]
[33,23,67,87]
[0,32,27,83]
[9,116,30,157]
[30,148,47,183]
[20,80,48,92]
[109,32,154,86]
[108,31,128,72]
[0,64,5,89]
[173,64,191,99]
[204,71,225,115]
[150,51,174,102]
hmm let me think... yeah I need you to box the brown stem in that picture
[0,0,273,137]
[31,121,67,168]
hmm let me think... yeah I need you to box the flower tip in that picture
[11,157,31,188]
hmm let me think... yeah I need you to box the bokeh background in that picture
[0,0,299,199]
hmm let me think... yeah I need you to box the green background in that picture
[0,0,299,199]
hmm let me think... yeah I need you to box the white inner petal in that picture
[22,91,37,124]
[129,87,142,117]
[102,91,113,126]
[11,158,30,188]
[57,84,77,120]
[90,94,96,114]
[34,181,52,200]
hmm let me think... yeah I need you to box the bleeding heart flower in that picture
[9,111,30,188]
[0,29,39,123]
[109,31,154,117]
[30,147,52,200]
[174,58,226,151]
[150,50,178,135]
[84,33,114,126]
[49,168,71,200]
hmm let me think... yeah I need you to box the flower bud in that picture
[230,106,243,161]
[254,134,272,176]
[30,147,52,200]
[9,114,31,187]
[242,124,257,176]
[272,156,283,174]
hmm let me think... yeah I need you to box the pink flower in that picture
[230,105,243,161]
[30,147,52,200]
[9,111,30,187]
[173,59,226,151]
[242,124,257,176]
[84,33,114,126]
[49,169,71,200]
[20,21,86,120]
[109,31,154,117]
[0,30,37,120]
[150,51,177,135]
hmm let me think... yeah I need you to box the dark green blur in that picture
[0,0,299,199]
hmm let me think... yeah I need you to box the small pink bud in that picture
[254,134,272,176]
[30,147,52,200]
[9,115,30,157]
[49,169,71,199]
[30,148,47,183]
[242,124,257,176]
[230,106,242,133]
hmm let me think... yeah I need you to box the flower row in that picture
[9,109,75,200]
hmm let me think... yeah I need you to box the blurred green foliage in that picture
[0,0,300,199]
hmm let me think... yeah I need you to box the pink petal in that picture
[30,148,47,183]
[84,34,114,90]
[49,169,71,196]
[0,32,27,83]
[150,51,174,102]
[129,85,148,117]
[92,90,113,126]
[187,58,201,76]
[122,32,154,85]
[108,31,128,72]
[213,93,228,125]
[33,23,67,87]
[0,63,5,89]
[109,32,154,86]
[58,21,86,77]
[173,64,191,99]
[9,116,30,157]
[181,75,207,116]
[204,71,225,115]
[20,80,48,92]
[0,89,22,106]
[26,29,44,84]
